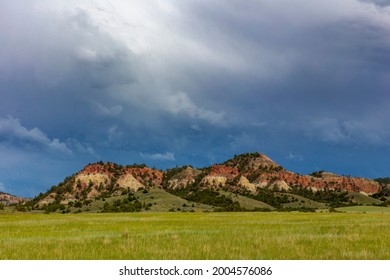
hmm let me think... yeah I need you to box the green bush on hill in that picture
[375,177,390,185]
[289,185,353,207]
[100,193,150,213]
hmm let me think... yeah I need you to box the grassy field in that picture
[336,205,390,213]
[1,212,390,260]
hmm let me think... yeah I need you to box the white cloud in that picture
[75,47,99,62]
[49,139,71,154]
[191,124,202,131]
[0,182,6,193]
[0,116,72,154]
[166,91,226,126]
[140,152,175,161]
[287,152,303,161]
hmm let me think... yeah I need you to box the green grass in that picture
[1,212,390,260]
[348,192,382,205]
[135,187,215,212]
[336,205,390,213]
[219,190,274,210]
[277,193,327,209]
[57,187,216,213]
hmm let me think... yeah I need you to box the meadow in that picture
[1,211,390,260]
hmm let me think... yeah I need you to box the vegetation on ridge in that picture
[1,152,389,214]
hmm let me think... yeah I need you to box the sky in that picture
[1,0,390,197]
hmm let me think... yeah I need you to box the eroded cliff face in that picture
[253,170,380,194]
[166,153,380,195]
[166,166,202,189]
[34,152,382,206]
[38,162,164,205]
[209,165,239,179]
[0,192,27,205]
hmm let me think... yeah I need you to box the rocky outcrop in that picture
[117,173,145,191]
[163,153,380,195]
[0,192,27,205]
[31,152,383,207]
[252,169,379,194]
[167,166,202,189]
[126,167,163,187]
[209,165,239,179]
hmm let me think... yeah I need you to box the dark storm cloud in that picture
[134,0,390,143]
[1,0,390,196]
[0,3,135,130]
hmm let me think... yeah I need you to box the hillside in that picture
[0,192,27,206]
[9,152,388,213]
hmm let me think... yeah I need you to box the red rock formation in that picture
[81,163,113,174]
[254,170,380,194]
[209,165,239,179]
[35,153,383,207]
[126,167,163,186]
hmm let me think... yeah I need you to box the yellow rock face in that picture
[116,173,145,191]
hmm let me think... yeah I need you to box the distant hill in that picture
[0,192,27,206]
[9,152,389,213]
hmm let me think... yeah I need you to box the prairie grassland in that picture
[1,212,390,260]
[337,205,390,213]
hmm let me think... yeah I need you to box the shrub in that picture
[15,205,27,212]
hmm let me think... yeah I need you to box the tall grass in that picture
[1,212,390,259]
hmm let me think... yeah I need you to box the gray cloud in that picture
[90,101,123,118]
[66,139,98,157]
[165,92,227,126]
[2,0,389,131]
[304,118,390,146]
[1,0,390,196]
[361,0,390,7]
